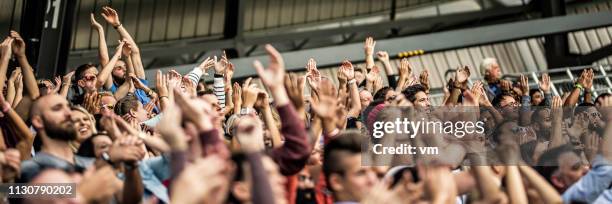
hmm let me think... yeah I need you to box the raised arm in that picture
[564,69,592,106]
[90,14,109,66]
[0,37,13,93]
[10,31,39,99]
[97,41,125,89]
[518,75,532,126]
[539,73,552,106]
[5,70,20,106]
[59,71,74,98]
[254,45,310,175]
[0,93,34,160]
[338,60,361,118]
[284,73,306,121]
[447,66,470,106]
[364,37,376,70]
[253,91,282,149]
[395,58,411,92]
[101,6,145,79]
[550,96,565,149]
[377,51,398,88]
[582,69,594,104]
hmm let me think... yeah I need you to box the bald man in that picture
[19,94,95,182]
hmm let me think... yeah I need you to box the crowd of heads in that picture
[0,5,611,204]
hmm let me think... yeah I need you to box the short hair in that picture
[574,102,596,116]
[492,93,514,108]
[114,95,140,116]
[529,89,542,97]
[74,63,97,81]
[323,131,363,190]
[480,58,497,76]
[402,84,427,103]
[373,86,392,101]
[535,145,575,183]
[595,93,611,105]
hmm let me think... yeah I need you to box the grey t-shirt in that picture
[19,152,95,182]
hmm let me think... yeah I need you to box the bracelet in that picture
[348,79,357,84]
[574,83,584,90]
[240,107,256,115]
[113,23,122,29]
[159,96,169,100]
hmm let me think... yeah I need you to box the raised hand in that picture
[339,60,355,80]
[232,82,242,109]
[253,44,285,91]
[500,80,512,92]
[213,56,225,75]
[419,70,430,92]
[224,53,235,80]
[52,76,62,93]
[284,73,305,110]
[366,65,380,82]
[455,66,470,84]
[167,70,182,88]
[83,92,100,114]
[306,66,322,92]
[130,74,147,90]
[364,36,376,56]
[234,114,265,152]
[173,89,215,132]
[551,95,562,109]
[253,91,269,111]
[156,70,169,97]
[376,51,389,63]
[241,78,259,109]
[519,74,529,96]
[90,13,103,30]
[310,79,338,120]
[539,73,551,93]
[306,58,317,73]
[0,37,13,60]
[9,31,25,57]
[101,6,121,27]
[8,69,21,83]
[63,71,75,84]
[398,58,412,79]
[108,135,146,163]
[583,68,594,90]
[197,57,214,75]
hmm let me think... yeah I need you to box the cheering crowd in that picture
[0,5,611,204]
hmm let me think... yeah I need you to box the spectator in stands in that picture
[323,131,378,203]
[480,57,503,101]
[20,94,93,182]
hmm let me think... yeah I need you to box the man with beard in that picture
[19,94,95,182]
